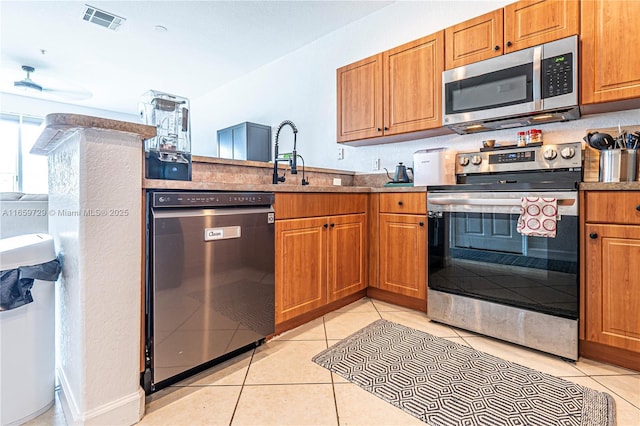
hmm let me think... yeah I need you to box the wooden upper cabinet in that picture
[445,0,579,70]
[337,54,383,142]
[383,32,444,136]
[504,0,579,54]
[581,0,640,104]
[445,9,504,69]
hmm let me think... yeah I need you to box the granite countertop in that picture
[143,179,428,193]
[580,182,640,190]
[30,113,156,155]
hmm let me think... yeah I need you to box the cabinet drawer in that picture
[585,191,640,224]
[379,193,426,214]
[275,193,367,219]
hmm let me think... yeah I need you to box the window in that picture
[0,113,47,194]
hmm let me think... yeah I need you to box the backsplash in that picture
[343,108,640,174]
[192,156,356,187]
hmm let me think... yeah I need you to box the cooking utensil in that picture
[584,132,615,150]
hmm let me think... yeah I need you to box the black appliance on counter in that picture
[142,191,275,393]
[427,142,582,360]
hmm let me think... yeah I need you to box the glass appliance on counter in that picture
[139,90,192,181]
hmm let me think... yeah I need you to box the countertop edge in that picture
[31,113,156,155]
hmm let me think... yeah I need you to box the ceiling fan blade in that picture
[41,86,92,101]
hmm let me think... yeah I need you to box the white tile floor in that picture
[28,298,640,425]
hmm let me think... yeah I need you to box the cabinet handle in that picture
[494,45,500,51]
[635,205,640,211]
[506,41,512,47]
[377,127,382,132]
[419,222,425,227]
[384,127,389,131]
[589,232,598,239]
[330,223,335,228]
[323,223,328,228]
[398,201,403,206]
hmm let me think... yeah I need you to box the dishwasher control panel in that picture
[152,191,275,208]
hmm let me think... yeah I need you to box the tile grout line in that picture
[227,347,256,426]
[589,375,640,411]
[324,314,342,426]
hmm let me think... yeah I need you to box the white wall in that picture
[191,0,640,174]
[1,93,138,123]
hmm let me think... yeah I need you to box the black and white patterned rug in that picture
[313,319,615,426]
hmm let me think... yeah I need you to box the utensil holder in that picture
[599,149,637,182]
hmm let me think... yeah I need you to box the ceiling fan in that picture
[11,64,92,101]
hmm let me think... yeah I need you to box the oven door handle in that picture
[428,197,576,207]
[427,196,578,216]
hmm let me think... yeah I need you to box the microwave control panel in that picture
[541,52,573,99]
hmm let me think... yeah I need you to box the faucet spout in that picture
[273,120,299,184]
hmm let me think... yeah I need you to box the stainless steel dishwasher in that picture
[142,191,275,393]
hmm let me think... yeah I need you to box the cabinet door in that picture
[379,213,427,300]
[275,217,327,323]
[504,0,579,54]
[337,54,383,142]
[327,214,367,302]
[383,31,444,135]
[445,9,503,70]
[584,224,640,352]
[581,0,640,104]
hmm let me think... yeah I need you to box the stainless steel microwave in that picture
[442,35,579,134]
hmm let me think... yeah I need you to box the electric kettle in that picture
[385,162,413,183]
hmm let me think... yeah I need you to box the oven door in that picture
[427,191,578,320]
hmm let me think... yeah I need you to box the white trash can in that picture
[0,234,58,426]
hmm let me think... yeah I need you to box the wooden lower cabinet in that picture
[378,213,427,300]
[275,213,367,325]
[581,191,640,371]
[275,217,328,323]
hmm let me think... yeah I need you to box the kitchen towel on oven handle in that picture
[516,197,558,238]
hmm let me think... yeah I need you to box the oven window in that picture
[428,212,578,319]
[445,63,533,114]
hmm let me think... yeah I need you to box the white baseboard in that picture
[58,367,145,425]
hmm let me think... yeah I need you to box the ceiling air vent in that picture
[82,4,125,31]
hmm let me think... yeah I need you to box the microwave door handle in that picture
[533,45,542,108]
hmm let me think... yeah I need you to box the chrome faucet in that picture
[273,120,308,185]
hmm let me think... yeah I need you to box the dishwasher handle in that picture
[152,206,274,219]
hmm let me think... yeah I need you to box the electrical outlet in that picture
[372,158,380,170]
[333,178,342,186]
[337,147,344,160]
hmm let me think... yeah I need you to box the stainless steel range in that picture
[427,142,582,360]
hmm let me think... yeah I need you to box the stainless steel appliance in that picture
[427,142,582,359]
[143,191,275,393]
[443,36,579,134]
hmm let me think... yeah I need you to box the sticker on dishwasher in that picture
[204,226,241,241]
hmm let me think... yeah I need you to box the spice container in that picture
[517,131,527,147]
[530,129,543,144]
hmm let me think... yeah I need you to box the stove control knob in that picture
[560,147,576,159]
[471,155,483,165]
[459,156,470,166]
[543,149,557,160]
